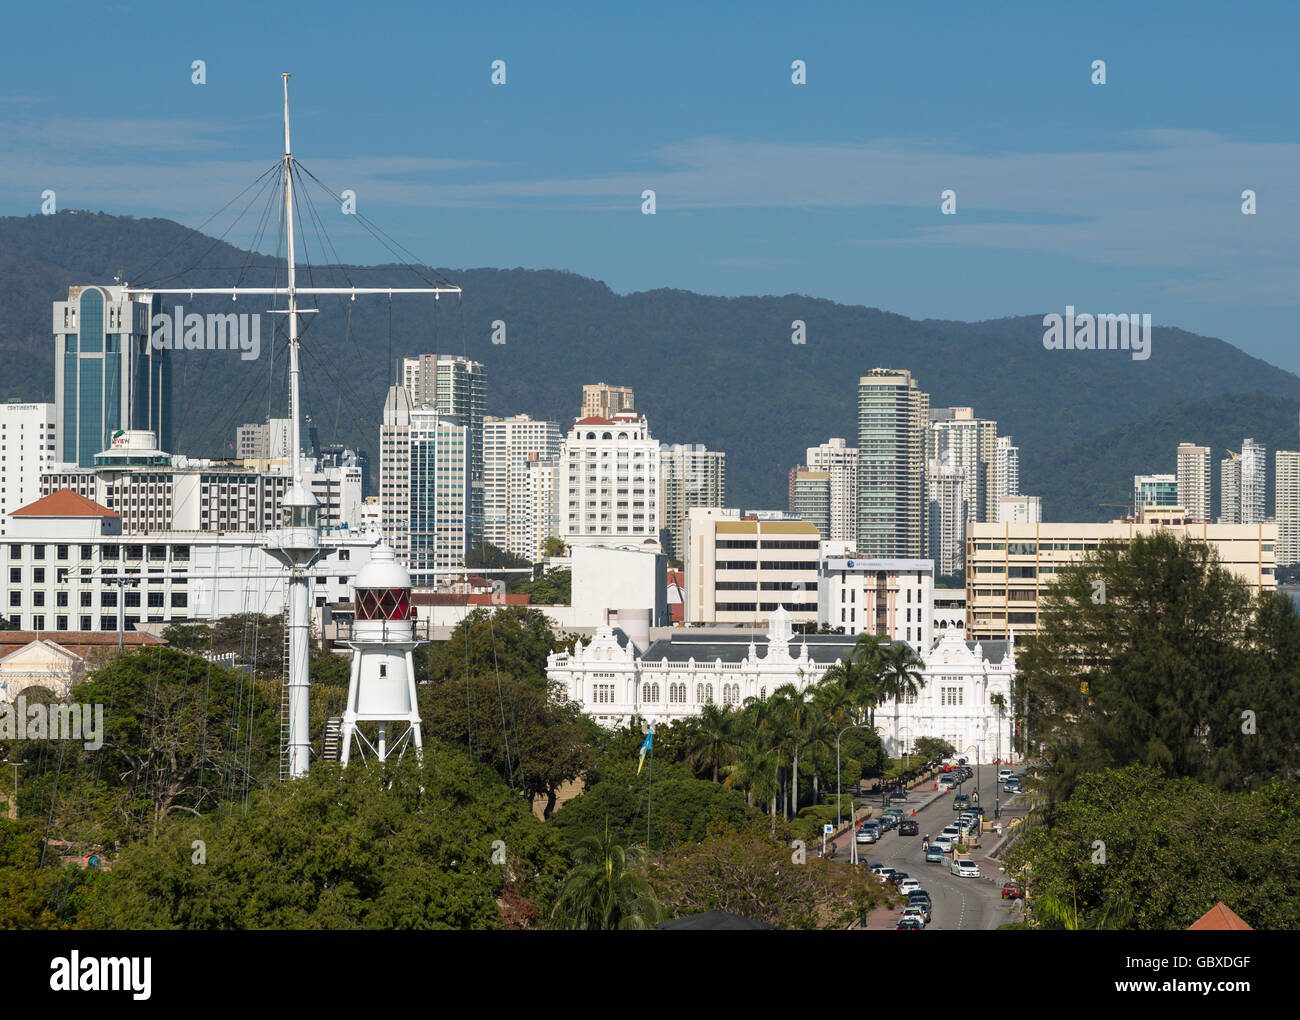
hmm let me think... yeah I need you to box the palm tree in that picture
[989,692,1007,764]
[772,683,814,818]
[684,702,735,783]
[879,642,926,762]
[550,821,664,930]
[1030,889,1134,930]
[822,633,887,728]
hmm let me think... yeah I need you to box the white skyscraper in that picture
[0,401,57,536]
[992,436,1020,504]
[379,385,469,576]
[1276,450,1300,568]
[928,408,996,524]
[805,437,858,544]
[1241,438,1266,524]
[1221,438,1266,525]
[1176,443,1212,522]
[560,410,660,550]
[926,457,966,576]
[483,414,560,559]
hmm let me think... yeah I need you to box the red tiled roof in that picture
[574,416,617,426]
[0,631,165,660]
[1188,902,1252,930]
[11,489,118,518]
[670,602,684,623]
[666,570,684,586]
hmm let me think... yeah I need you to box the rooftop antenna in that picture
[126,74,461,777]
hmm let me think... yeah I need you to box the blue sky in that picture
[3,0,1298,370]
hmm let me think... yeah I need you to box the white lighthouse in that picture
[339,543,425,765]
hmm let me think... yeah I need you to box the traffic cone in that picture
[911,809,916,817]
[932,782,937,791]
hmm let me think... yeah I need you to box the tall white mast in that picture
[126,76,461,778]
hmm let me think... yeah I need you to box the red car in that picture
[1001,882,1024,899]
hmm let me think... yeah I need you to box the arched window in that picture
[642,682,659,703]
[723,683,738,705]
[698,683,713,704]
[759,686,767,701]
[670,682,686,704]
[586,432,596,439]
[602,432,613,440]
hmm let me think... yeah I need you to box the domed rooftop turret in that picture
[354,544,413,621]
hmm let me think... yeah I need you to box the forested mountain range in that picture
[3,210,1297,521]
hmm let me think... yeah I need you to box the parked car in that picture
[902,904,928,926]
[931,835,954,853]
[997,769,1013,784]
[896,916,924,930]
[940,824,962,842]
[1001,882,1024,900]
[889,871,911,887]
[899,819,919,835]
[884,808,905,824]
[876,867,897,882]
[939,774,958,789]
[898,877,922,895]
[925,844,945,863]
[857,828,878,844]
[953,793,970,812]
[950,858,980,878]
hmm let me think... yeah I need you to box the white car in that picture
[950,858,980,878]
[898,877,922,895]
[902,904,928,926]
[940,824,962,842]
[997,769,1013,784]
[931,835,954,853]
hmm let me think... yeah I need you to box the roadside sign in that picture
[823,823,834,834]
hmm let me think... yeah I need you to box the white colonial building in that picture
[546,606,1017,763]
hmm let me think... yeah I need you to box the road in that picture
[830,765,1030,930]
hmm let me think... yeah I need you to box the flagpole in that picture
[647,729,653,852]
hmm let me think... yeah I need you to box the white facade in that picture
[996,494,1042,524]
[546,608,1016,763]
[933,587,966,636]
[559,411,660,549]
[41,436,361,533]
[992,436,1020,505]
[3,493,375,632]
[0,402,57,537]
[483,414,560,559]
[571,544,669,628]
[1277,450,1300,568]
[380,386,469,576]
[806,438,858,543]
[817,556,934,648]
[926,459,965,576]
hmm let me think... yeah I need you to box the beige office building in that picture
[966,518,1277,642]
[581,383,635,420]
[685,507,820,626]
